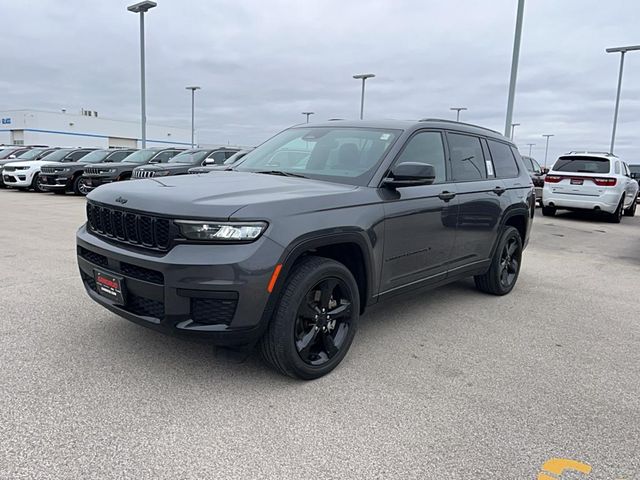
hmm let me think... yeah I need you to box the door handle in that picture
[438,191,456,201]
[492,186,506,196]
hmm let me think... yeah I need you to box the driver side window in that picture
[393,131,446,184]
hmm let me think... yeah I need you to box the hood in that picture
[189,165,228,173]
[87,171,359,220]
[1,159,55,168]
[89,162,141,173]
[135,163,194,173]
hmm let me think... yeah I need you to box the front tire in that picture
[475,226,523,296]
[31,173,46,193]
[260,256,359,380]
[73,175,89,196]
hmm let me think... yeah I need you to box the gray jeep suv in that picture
[77,119,535,379]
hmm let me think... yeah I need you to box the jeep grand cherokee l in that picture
[3,148,96,192]
[132,147,241,178]
[77,119,534,379]
[80,148,183,192]
[39,149,136,195]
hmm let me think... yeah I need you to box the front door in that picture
[380,130,458,294]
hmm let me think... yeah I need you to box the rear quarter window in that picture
[553,156,610,174]
[487,140,519,178]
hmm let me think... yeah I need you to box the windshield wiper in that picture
[255,170,308,179]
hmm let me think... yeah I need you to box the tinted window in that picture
[487,140,519,178]
[209,151,227,164]
[448,133,486,181]
[629,165,640,175]
[121,149,157,164]
[521,156,534,171]
[393,131,446,183]
[553,156,610,174]
[78,150,110,163]
[41,149,74,162]
[235,127,400,186]
[106,150,133,162]
[153,150,180,162]
[169,150,209,164]
[66,150,91,161]
[530,157,542,173]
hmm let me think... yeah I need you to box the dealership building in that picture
[0,109,192,148]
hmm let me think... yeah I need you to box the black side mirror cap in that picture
[383,162,436,188]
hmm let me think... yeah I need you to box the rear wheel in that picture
[624,194,637,217]
[610,196,624,223]
[260,256,359,380]
[475,226,523,296]
[542,206,556,216]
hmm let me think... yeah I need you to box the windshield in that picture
[553,156,610,174]
[0,148,18,159]
[16,149,46,160]
[168,150,209,164]
[234,127,400,186]
[78,150,110,164]
[120,149,157,164]
[224,150,250,165]
[41,149,74,162]
[629,165,640,174]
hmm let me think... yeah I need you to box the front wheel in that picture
[31,173,46,193]
[73,175,91,196]
[475,226,523,296]
[260,256,359,380]
[541,206,556,216]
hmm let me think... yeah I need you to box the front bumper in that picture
[3,170,34,187]
[542,188,620,213]
[80,175,118,192]
[76,225,284,345]
[39,174,72,190]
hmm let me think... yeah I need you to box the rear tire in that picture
[624,195,637,217]
[475,226,523,296]
[260,256,359,380]
[610,196,624,223]
[542,206,556,216]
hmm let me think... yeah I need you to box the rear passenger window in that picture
[487,140,519,178]
[394,131,447,183]
[448,133,486,181]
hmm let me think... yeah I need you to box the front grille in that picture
[3,166,16,172]
[86,202,175,251]
[190,298,237,325]
[41,166,63,174]
[84,167,107,175]
[133,170,155,179]
[78,246,108,267]
[120,262,164,284]
[125,293,164,319]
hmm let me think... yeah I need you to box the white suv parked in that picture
[542,151,639,223]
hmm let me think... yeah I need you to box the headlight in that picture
[104,168,117,173]
[154,170,171,177]
[61,168,71,173]
[175,221,267,242]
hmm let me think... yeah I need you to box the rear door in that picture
[622,162,639,202]
[380,130,458,293]
[447,133,507,272]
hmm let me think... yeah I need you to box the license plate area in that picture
[94,269,125,305]
[570,178,584,185]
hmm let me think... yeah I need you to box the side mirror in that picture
[149,158,161,164]
[203,158,216,166]
[8,154,16,159]
[383,162,436,188]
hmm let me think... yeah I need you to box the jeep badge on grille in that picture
[115,196,128,205]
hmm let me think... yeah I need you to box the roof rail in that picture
[566,151,615,156]
[418,118,502,136]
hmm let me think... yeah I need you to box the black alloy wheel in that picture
[75,176,91,196]
[475,226,523,295]
[294,277,353,366]
[260,256,359,380]
[32,173,46,193]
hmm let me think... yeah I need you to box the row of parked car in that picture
[0,145,253,195]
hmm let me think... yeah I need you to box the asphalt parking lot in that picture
[1,188,639,479]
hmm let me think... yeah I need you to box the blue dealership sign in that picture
[1,118,11,125]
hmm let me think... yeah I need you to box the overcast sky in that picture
[1,0,639,164]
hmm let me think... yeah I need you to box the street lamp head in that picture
[606,45,640,54]
[450,107,467,111]
[353,73,375,80]
[185,86,201,91]
[127,1,157,13]
[542,134,554,138]
[302,111,314,115]
[511,122,520,127]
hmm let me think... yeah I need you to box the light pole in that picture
[302,112,314,123]
[504,0,525,138]
[542,134,554,169]
[526,143,535,157]
[450,107,467,122]
[605,45,640,154]
[510,122,520,141]
[185,86,201,148]
[353,73,375,120]
[127,1,157,149]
